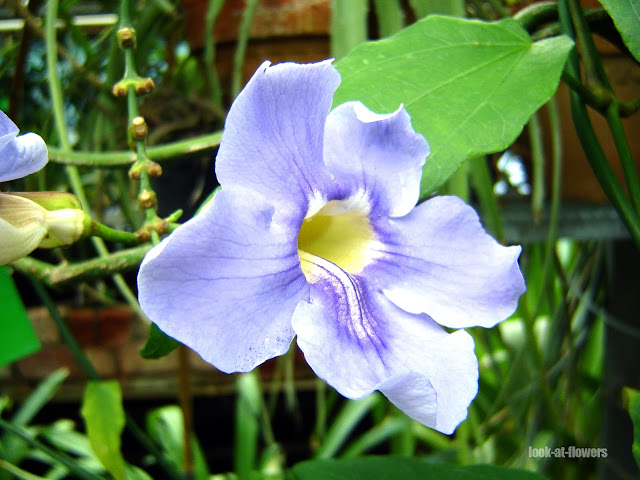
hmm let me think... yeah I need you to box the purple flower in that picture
[0,110,48,183]
[137,60,525,434]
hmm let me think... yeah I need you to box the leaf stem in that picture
[48,131,223,167]
[231,0,259,99]
[0,420,105,480]
[605,101,640,213]
[45,0,146,320]
[528,111,545,223]
[204,0,225,106]
[470,156,504,242]
[559,0,640,248]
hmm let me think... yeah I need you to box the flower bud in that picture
[0,194,47,265]
[9,191,82,211]
[0,192,86,265]
[39,208,86,248]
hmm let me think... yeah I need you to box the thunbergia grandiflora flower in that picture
[0,111,83,265]
[138,60,525,434]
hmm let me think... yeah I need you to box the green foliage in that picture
[598,0,640,63]
[235,372,262,480]
[80,381,127,480]
[292,457,551,480]
[0,369,69,480]
[146,405,211,480]
[139,322,180,359]
[624,387,640,469]
[334,16,573,196]
[0,266,41,367]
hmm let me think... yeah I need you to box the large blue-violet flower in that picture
[137,60,525,434]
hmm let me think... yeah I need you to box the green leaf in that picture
[0,266,41,367]
[624,387,640,469]
[146,405,211,480]
[292,457,550,480]
[334,16,573,196]
[139,323,180,359]
[80,381,127,480]
[599,0,640,63]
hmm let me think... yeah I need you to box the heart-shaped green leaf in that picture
[599,0,640,63]
[334,15,573,196]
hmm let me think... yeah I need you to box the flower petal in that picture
[215,61,340,216]
[367,195,525,329]
[0,194,47,265]
[0,112,48,182]
[378,329,478,434]
[137,187,309,373]
[292,254,478,433]
[323,102,429,217]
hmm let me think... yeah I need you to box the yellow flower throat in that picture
[297,200,374,279]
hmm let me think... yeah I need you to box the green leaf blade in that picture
[140,323,180,359]
[334,16,573,196]
[292,457,550,480]
[624,387,640,469]
[599,0,640,63]
[80,381,127,480]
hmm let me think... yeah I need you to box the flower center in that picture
[298,199,374,278]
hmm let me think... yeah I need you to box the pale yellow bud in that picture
[0,193,86,265]
[39,208,85,248]
[0,194,47,265]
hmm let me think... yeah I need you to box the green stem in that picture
[559,0,640,248]
[86,218,141,244]
[232,0,259,99]
[314,394,381,459]
[314,379,328,444]
[0,459,50,480]
[567,0,610,89]
[470,156,504,242]
[45,0,144,314]
[456,420,471,465]
[28,273,183,480]
[486,0,508,18]
[513,1,557,31]
[546,96,563,272]
[118,0,159,225]
[519,299,562,430]
[48,131,223,167]
[13,245,152,286]
[621,96,640,117]
[372,0,403,37]
[528,111,545,223]
[204,0,225,106]
[0,420,106,480]
[113,169,143,228]
[445,161,469,202]
[605,101,640,213]
[561,70,611,113]
[235,372,261,480]
[30,278,99,379]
